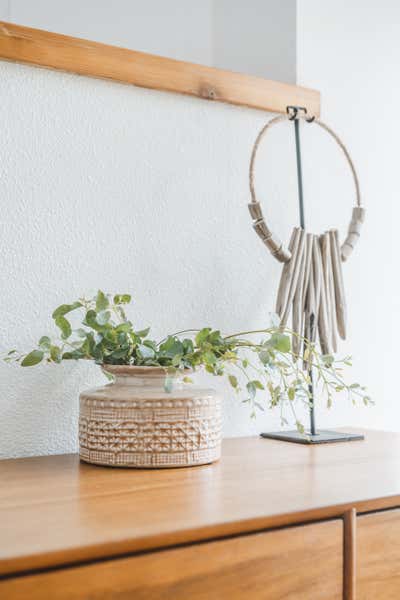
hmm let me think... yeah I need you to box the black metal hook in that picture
[286,105,315,123]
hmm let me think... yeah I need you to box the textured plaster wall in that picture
[297,0,400,432]
[0,0,296,82]
[0,61,301,457]
[0,2,300,458]
[0,0,215,65]
[213,0,296,81]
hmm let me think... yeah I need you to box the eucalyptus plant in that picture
[4,291,371,433]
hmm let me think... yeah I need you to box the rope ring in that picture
[248,115,365,263]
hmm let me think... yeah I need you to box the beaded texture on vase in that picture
[79,392,222,468]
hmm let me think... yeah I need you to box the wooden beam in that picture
[0,21,320,116]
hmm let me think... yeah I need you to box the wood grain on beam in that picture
[0,21,320,116]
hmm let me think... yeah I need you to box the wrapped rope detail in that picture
[248,115,364,263]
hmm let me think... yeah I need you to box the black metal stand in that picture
[261,106,364,444]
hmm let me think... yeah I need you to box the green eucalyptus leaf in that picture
[116,305,127,322]
[50,345,62,363]
[96,310,111,325]
[203,351,216,365]
[109,348,129,360]
[84,310,102,331]
[21,350,44,367]
[195,328,211,346]
[62,349,84,360]
[246,381,257,400]
[55,316,72,340]
[208,330,223,345]
[116,322,133,333]
[92,343,104,361]
[253,380,264,390]
[182,339,194,354]
[113,294,131,305]
[159,337,183,358]
[322,354,334,367]
[38,336,51,350]
[269,333,291,353]
[136,327,150,338]
[52,302,82,319]
[95,290,109,312]
[228,374,238,389]
[143,339,157,350]
[171,353,183,367]
[137,344,155,360]
[117,332,128,345]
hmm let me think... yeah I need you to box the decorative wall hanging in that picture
[249,106,365,444]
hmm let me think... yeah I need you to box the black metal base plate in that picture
[260,429,364,445]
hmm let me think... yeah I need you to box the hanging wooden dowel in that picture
[320,233,333,352]
[292,242,306,355]
[281,229,306,328]
[330,229,347,340]
[302,236,317,368]
[325,232,338,353]
[306,243,316,332]
[312,235,322,343]
[275,228,300,316]
[299,233,314,351]
[315,237,330,355]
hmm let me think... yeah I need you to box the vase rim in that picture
[101,364,190,377]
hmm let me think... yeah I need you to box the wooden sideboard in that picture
[1,429,400,599]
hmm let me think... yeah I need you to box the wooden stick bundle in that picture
[275,227,348,357]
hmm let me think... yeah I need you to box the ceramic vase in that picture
[79,365,222,468]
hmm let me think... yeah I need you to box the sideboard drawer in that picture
[358,508,400,599]
[1,520,342,600]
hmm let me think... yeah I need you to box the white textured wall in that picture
[297,0,400,431]
[213,0,296,81]
[0,61,300,458]
[0,2,299,459]
[0,0,214,65]
[0,0,296,82]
